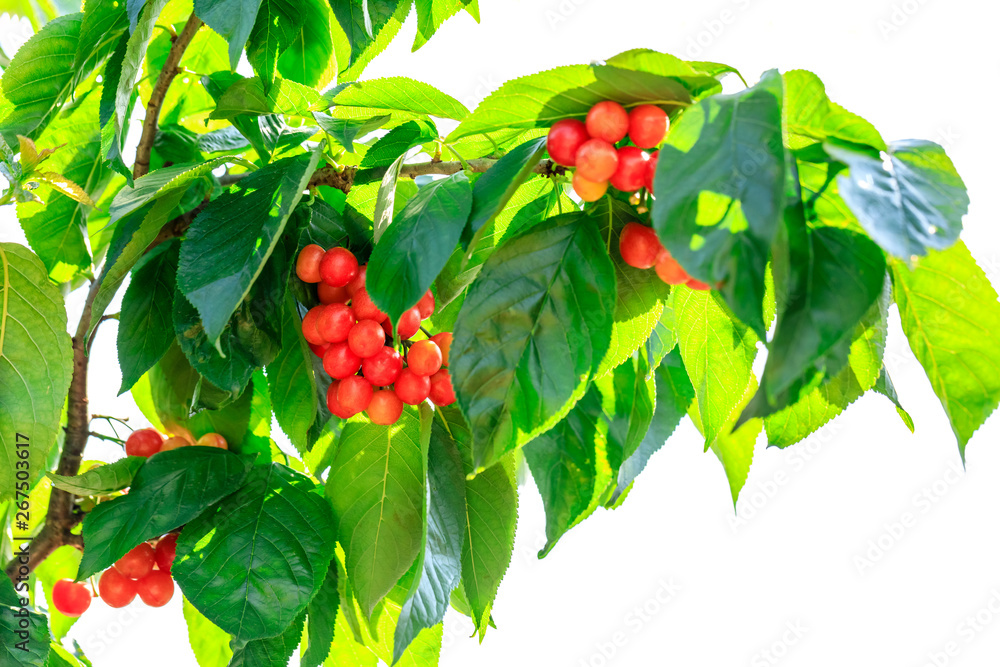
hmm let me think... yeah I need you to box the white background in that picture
[4,0,1000,665]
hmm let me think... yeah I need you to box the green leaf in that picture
[194,0,265,69]
[651,69,786,338]
[75,0,129,87]
[523,386,603,555]
[699,405,761,506]
[466,136,547,243]
[596,350,656,486]
[109,157,235,224]
[0,604,49,667]
[891,242,1000,458]
[228,612,305,667]
[393,411,467,663]
[314,112,391,152]
[452,213,617,471]
[0,578,19,608]
[673,286,758,449]
[246,0,304,91]
[330,76,469,121]
[614,349,694,503]
[0,244,73,502]
[368,172,473,324]
[412,0,472,50]
[276,0,337,89]
[330,0,412,80]
[327,408,425,618]
[78,447,253,579]
[16,93,108,283]
[301,560,338,667]
[828,140,969,259]
[371,154,407,243]
[46,457,145,496]
[175,463,336,641]
[448,60,694,140]
[117,241,178,394]
[360,119,437,169]
[266,296,318,454]
[210,76,324,118]
[590,198,671,376]
[182,597,233,667]
[0,13,81,141]
[783,69,885,152]
[178,147,321,343]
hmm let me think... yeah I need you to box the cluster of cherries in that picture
[295,244,456,425]
[546,100,668,202]
[619,221,710,290]
[49,427,228,618]
[51,535,177,617]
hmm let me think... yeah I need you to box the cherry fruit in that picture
[323,342,362,379]
[115,543,155,579]
[317,283,349,305]
[295,244,324,283]
[619,222,664,269]
[431,332,452,367]
[319,247,358,287]
[394,369,431,405]
[338,375,373,417]
[52,579,91,618]
[301,307,326,346]
[368,390,404,425]
[609,146,648,193]
[317,303,355,343]
[429,369,457,406]
[196,433,227,449]
[361,346,403,386]
[628,105,668,148]
[586,101,629,143]
[546,119,590,166]
[348,319,386,358]
[99,568,137,608]
[572,173,608,202]
[155,534,178,574]
[407,340,443,376]
[575,139,619,182]
[655,251,689,285]
[645,150,659,193]
[416,290,436,319]
[136,571,174,607]
[125,428,163,458]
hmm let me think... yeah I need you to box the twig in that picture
[132,14,203,180]
[88,431,126,445]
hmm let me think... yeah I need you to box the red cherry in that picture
[628,104,669,149]
[326,381,353,419]
[586,101,629,143]
[52,579,92,618]
[572,173,608,202]
[301,306,326,346]
[338,375,373,416]
[125,428,163,458]
[362,346,403,386]
[99,568,137,608]
[348,319,386,358]
[155,534,178,574]
[316,303,355,343]
[619,222,664,269]
[136,571,174,607]
[380,319,393,338]
[319,247,358,287]
[367,390,403,425]
[655,250,689,285]
[196,433,227,449]
[295,244,325,283]
[346,264,367,297]
[431,332,452,366]
[546,119,590,167]
[394,307,421,340]
[308,342,329,357]
[429,369,457,406]
[114,543,155,579]
[351,288,387,323]
[416,290,435,319]
[323,342,362,379]
[394,368,431,405]
[406,340,443,376]
[609,146,648,193]
[318,283,349,304]
[686,278,711,291]
[575,139,619,182]
[645,150,659,193]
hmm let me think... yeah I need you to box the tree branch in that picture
[132,13,203,180]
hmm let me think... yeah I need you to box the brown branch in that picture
[132,13,203,180]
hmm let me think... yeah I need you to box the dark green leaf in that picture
[175,463,336,641]
[466,136,547,244]
[451,213,617,471]
[330,76,469,121]
[246,0,303,91]
[891,242,1000,458]
[596,350,656,484]
[194,0,265,68]
[117,241,178,394]
[75,0,129,86]
[178,147,322,343]
[828,140,968,259]
[301,560,338,667]
[276,0,336,88]
[108,157,232,224]
[651,69,786,338]
[0,604,49,667]
[393,410,467,663]
[0,576,20,608]
[267,296,318,454]
[0,244,73,502]
[314,112,390,152]
[327,409,425,618]
[47,457,145,496]
[78,447,253,578]
[368,172,473,324]
[360,120,437,169]
[228,612,305,667]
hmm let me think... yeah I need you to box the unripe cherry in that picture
[338,375,374,417]
[295,244,325,283]
[586,100,629,143]
[406,340,443,376]
[99,568,137,608]
[628,105,669,149]
[609,146,648,193]
[196,433,227,449]
[319,247,358,287]
[52,579,92,618]
[575,139,619,182]
[323,342,362,379]
[546,119,590,166]
[394,369,431,405]
[136,571,174,607]
[125,428,163,458]
[348,319,386,358]
[316,303,355,343]
[429,369,457,406]
[362,346,403,386]
[572,173,608,202]
[367,390,404,425]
